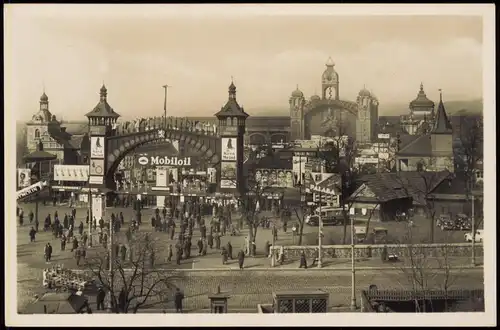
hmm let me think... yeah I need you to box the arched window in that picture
[34,129,40,138]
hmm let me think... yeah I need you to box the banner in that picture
[17,181,48,201]
[221,137,237,161]
[137,155,192,167]
[90,136,105,159]
[207,167,217,184]
[54,165,89,182]
[17,168,31,188]
[156,166,168,187]
[254,169,294,188]
[220,162,237,188]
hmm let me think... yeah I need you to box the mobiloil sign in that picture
[137,156,192,167]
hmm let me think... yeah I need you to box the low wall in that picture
[270,243,484,260]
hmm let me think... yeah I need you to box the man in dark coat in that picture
[78,221,84,236]
[167,244,173,262]
[119,288,127,313]
[120,245,127,262]
[264,241,271,258]
[226,241,233,260]
[197,238,203,256]
[35,217,39,232]
[207,232,214,249]
[299,251,308,269]
[237,250,245,269]
[29,227,36,242]
[96,287,106,310]
[175,247,182,265]
[63,214,69,229]
[174,288,184,313]
[29,210,34,224]
[72,238,79,252]
[44,243,52,262]
[221,247,228,265]
[60,235,66,251]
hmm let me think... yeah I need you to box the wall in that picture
[431,134,453,157]
[270,243,483,261]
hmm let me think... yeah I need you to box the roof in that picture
[409,83,435,109]
[397,134,432,157]
[214,83,249,119]
[314,174,342,195]
[48,126,74,149]
[432,95,453,134]
[85,85,120,118]
[68,135,85,149]
[23,292,88,314]
[24,150,58,161]
[352,171,451,204]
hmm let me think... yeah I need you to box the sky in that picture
[4,5,485,121]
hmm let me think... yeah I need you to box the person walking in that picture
[60,235,66,251]
[96,287,106,311]
[237,250,245,269]
[221,247,228,265]
[29,227,36,242]
[174,288,184,313]
[226,241,233,260]
[44,243,52,263]
[197,238,203,256]
[201,239,208,256]
[167,244,173,262]
[120,245,127,262]
[299,251,308,269]
[29,210,34,224]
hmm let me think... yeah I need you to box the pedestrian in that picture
[63,214,69,229]
[103,233,108,249]
[78,221,84,236]
[207,232,214,249]
[272,225,278,241]
[29,210,34,224]
[35,217,39,232]
[265,241,271,258]
[19,211,24,226]
[201,239,208,256]
[221,247,228,265]
[299,251,308,269]
[72,238,79,252]
[170,222,176,240]
[197,238,203,256]
[283,222,287,233]
[72,208,76,219]
[29,227,36,242]
[75,249,81,266]
[119,212,125,225]
[311,248,319,267]
[244,236,250,255]
[278,246,285,265]
[174,288,184,313]
[238,250,245,269]
[167,244,173,262]
[215,233,221,250]
[60,235,66,251]
[120,245,127,262]
[175,248,182,265]
[226,241,233,260]
[96,287,106,311]
[44,243,52,263]
[82,232,88,247]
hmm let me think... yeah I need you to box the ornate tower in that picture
[401,83,435,135]
[85,84,120,189]
[321,57,339,100]
[289,85,305,141]
[214,81,249,195]
[430,90,454,171]
[355,86,379,143]
[26,92,54,153]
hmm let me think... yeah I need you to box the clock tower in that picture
[321,57,339,100]
[289,85,305,141]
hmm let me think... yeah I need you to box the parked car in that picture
[465,230,483,243]
[354,226,367,243]
[306,215,342,226]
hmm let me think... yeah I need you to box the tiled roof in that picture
[24,150,58,161]
[214,83,249,118]
[353,170,451,204]
[68,135,85,149]
[86,100,120,118]
[316,174,342,193]
[397,134,432,157]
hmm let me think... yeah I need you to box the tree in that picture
[392,226,463,312]
[239,170,274,256]
[83,233,178,313]
[16,122,28,167]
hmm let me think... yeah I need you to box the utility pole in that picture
[350,201,357,311]
[471,177,476,266]
[318,189,323,268]
[162,84,171,128]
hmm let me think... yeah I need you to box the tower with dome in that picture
[288,58,379,142]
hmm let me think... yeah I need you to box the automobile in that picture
[372,227,389,244]
[465,230,483,243]
[306,215,343,226]
[354,226,367,243]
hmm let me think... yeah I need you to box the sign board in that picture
[137,155,192,167]
[89,160,105,176]
[167,167,179,184]
[89,176,104,185]
[90,136,105,159]
[378,152,390,160]
[156,166,168,187]
[378,133,391,139]
[355,157,379,165]
[17,168,31,188]
[220,162,237,189]
[89,126,106,136]
[156,196,166,208]
[17,181,48,201]
[221,126,238,135]
[221,137,237,161]
[255,169,294,188]
[207,167,217,184]
[92,195,104,220]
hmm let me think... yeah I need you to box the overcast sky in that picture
[5,5,484,121]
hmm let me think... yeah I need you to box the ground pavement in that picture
[14,203,482,313]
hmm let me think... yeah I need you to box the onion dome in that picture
[410,83,435,109]
[40,92,48,102]
[291,85,304,98]
[310,94,321,102]
[358,86,371,98]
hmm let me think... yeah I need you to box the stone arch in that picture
[303,101,358,139]
[105,130,219,184]
[248,132,267,145]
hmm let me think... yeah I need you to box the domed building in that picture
[289,58,379,143]
[400,83,436,135]
[25,90,91,165]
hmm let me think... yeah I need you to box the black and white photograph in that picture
[5,3,495,327]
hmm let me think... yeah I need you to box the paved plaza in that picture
[15,203,483,313]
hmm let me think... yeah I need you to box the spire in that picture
[432,89,452,134]
[228,80,236,100]
[100,84,107,101]
[326,57,335,67]
[420,82,424,92]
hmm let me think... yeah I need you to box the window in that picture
[35,129,40,138]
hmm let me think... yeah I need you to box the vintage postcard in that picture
[4,3,496,327]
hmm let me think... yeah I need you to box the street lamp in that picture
[350,201,357,311]
[317,190,323,268]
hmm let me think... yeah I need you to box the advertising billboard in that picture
[167,168,179,184]
[54,165,89,182]
[17,168,31,189]
[137,155,193,167]
[92,195,104,220]
[156,166,168,187]
[89,160,105,177]
[17,181,48,201]
[207,167,217,184]
[254,169,294,188]
[90,136,105,159]
[220,162,237,189]
[221,137,237,161]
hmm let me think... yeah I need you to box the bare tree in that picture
[83,233,178,313]
[239,170,274,256]
[392,227,462,312]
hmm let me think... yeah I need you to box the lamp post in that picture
[162,84,171,128]
[350,201,357,311]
